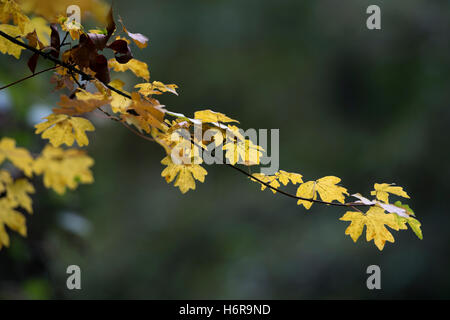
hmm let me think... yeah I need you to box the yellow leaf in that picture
[0,198,27,250]
[0,24,24,58]
[251,173,280,194]
[58,15,82,40]
[161,155,207,194]
[370,183,410,203]
[6,178,35,213]
[223,139,263,166]
[251,170,302,194]
[276,170,303,186]
[340,206,401,250]
[53,93,109,116]
[33,145,94,195]
[35,114,95,147]
[135,81,178,96]
[24,16,51,46]
[0,169,12,193]
[0,137,34,176]
[296,176,348,209]
[194,109,239,123]
[109,79,132,113]
[108,58,150,81]
[0,0,30,33]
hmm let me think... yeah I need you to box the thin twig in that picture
[0,66,57,91]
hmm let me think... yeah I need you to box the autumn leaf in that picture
[371,183,410,203]
[0,137,34,176]
[251,170,303,194]
[223,138,263,166]
[161,155,207,194]
[53,92,109,116]
[0,169,12,193]
[121,92,166,132]
[58,14,82,40]
[340,206,403,250]
[0,24,24,58]
[251,173,280,193]
[24,16,51,46]
[393,201,423,240]
[5,178,35,214]
[108,79,132,113]
[277,170,303,186]
[35,113,95,147]
[33,145,94,195]
[0,198,27,250]
[108,58,149,81]
[194,109,239,124]
[135,81,178,96]
[296,176,348,209]
[0,0,30,33]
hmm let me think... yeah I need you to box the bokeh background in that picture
[0,0,449,299]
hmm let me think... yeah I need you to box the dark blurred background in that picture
[0,0,449,299]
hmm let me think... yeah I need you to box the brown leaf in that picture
[89,54,110,84]
[49,24,60,58]
[107,39,132,64]
[53,94,110,116]
[27,52,39,73]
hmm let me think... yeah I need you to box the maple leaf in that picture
[108,58,150,81]
[251,173,281,193]
[340,206,404,250]
[53,92,109,116]
[58,15,82,40]
[194,109,239,124]
[0,24,24,58]
[0,198,27,250]
[135,81,178,96]
[0,137,34,176]
[370,183,410,203]
[24,16,51,46]
[251,170,303,194]
[393,201,423,240]
[161,155,207,194]
[35,113,95,147]
[109,79,132,113]
[296,176,348,209]
[0,169,12,193]
[0,0,30,33]
[33,145,94,195]
[121,92,166,132]
[5,178,35,214]
[277,170,304,186]
[223,138,263,166]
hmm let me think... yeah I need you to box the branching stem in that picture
[0,30,371,209]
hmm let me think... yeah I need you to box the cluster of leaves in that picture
[0,137,93,248]
[0,0,422,251]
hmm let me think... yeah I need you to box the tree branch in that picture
[0,66,57,91]
[0,30,371,209]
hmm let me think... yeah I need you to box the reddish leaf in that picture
[89,54,110,84]
[27,52,39,73]
[50,24,60,58]
[106,7,116,38]
[107,39,133,64]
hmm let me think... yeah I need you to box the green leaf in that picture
[407,217,423,240]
